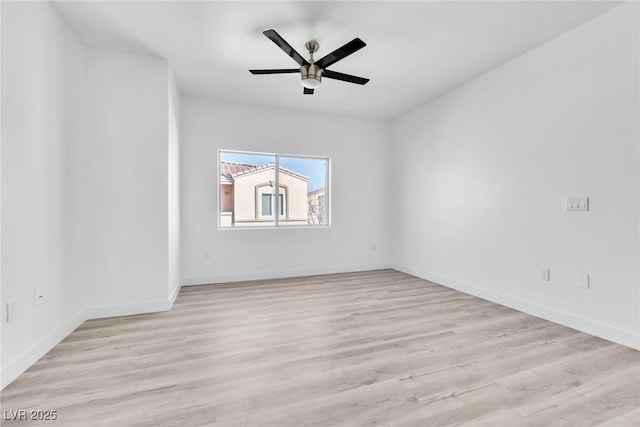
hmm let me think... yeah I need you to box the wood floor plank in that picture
[1,269,638,426]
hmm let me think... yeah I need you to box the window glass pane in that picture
[262,194,272,216]
[219,152,276,227]
[278,194,284,215]
[278,156,328,225]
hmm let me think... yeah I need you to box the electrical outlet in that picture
[540,268,550,281]
[34,288,44,306]
[6,300,16,322]
[577,272,590,289]
[203,250,211,260]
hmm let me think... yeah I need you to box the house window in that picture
[219,150,330,228]
[260,193,284,216]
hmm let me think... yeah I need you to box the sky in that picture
[220,152,327,191]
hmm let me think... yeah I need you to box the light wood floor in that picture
[1,269,639,426]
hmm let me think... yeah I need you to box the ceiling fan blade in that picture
[303,87,314,95]
[323,70,369,85]
[249,69,300,75]
[263,29,309,67]
[314,38,366,69]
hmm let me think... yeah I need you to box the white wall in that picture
[2,28,182,387]
[1,1,87,387]
[84,48,172,316]
[391,2,639,349]
[180,97,390,284]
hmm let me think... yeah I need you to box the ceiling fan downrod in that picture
[305,40,319,63]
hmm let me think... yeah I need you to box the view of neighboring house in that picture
[220,161,324,227]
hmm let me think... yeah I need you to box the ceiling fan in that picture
[249,29,369,95]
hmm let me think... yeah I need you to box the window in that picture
[260,194,284,216]
[219,150,329,228]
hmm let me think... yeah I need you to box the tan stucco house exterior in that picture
[220,161,310,226]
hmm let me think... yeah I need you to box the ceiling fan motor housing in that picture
[301,63,322,87]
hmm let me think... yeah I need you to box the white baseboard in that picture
[85,297,174,320]
[392,263,640,351]
[2,292,182,390]
[1,310,87,390]
[181,263,393,286]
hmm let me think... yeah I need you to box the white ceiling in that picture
[51,1,621,120]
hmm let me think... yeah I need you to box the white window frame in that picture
[218,149,331,230]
